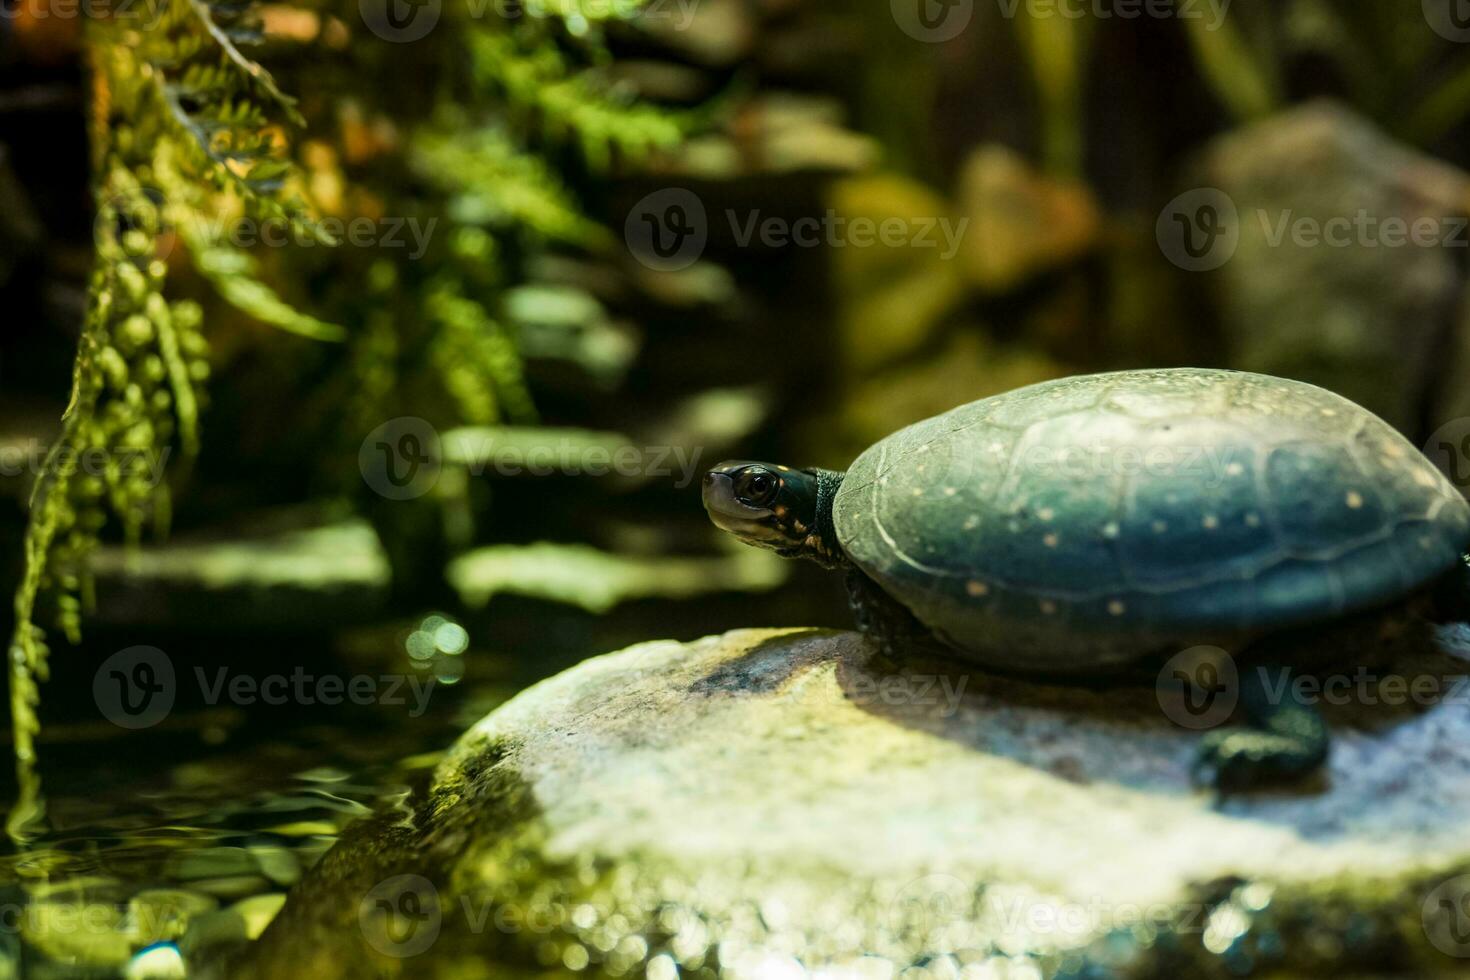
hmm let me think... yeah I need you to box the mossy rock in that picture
[235,628,1470,978]
[1197,101,1470,432]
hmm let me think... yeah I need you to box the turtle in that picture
[701,367,1470,788]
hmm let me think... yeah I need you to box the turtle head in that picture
[702,461,846,568]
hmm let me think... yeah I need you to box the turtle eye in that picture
[736,468,779,506]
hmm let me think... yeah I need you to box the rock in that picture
[127,889,219,945]
[123,944,186,980]
[447,542,788,613]
[22,878,134,971]
[181,907,251,962]
[179,895,286,968]
[705,94,878,177]
[828,174,967,376]
[167,848,261,883]
[231,894,288,941]
[634,0,754,67]
[190,877,274,902]
[248,847,302,888]
[954,145,1102,294]
[832,331,1063,461]
[502,284,640,390]
[239,628,1470,978]
[439,426,639,481]
[88,518,390,630]
[1193,101,1470,432]
[645,387,770,465]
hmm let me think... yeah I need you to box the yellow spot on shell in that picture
[1039,599,1058,615]
[1038,507,1055,521]
[1202,515,1219,530]
[1346,490,1363,509]
[1107,600,1126,616]
[1225,462,1245,477]
[943,487,957,496]
[1043,532,1059,547]
[966,580,989,597]
[911,488,923,497]
[1152,520,1168,534]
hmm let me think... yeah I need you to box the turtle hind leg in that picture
[1192,659,1330,791]
[844,569,931,662]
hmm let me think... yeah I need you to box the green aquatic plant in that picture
[8,0,337,839]
[1183,0,1470,144]
[1012,1,1093,178]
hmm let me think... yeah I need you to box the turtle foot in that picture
[845,568,931,662]
[1192,729,1329,792]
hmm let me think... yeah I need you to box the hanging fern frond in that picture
[413,121,610,247]
[185,0,306,124]
[466,29,687,169]
[6,0,339,840]
[427,280,539,427]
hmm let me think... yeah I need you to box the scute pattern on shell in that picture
[833,369,1470,671]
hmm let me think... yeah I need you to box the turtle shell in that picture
[832,369,1470,671]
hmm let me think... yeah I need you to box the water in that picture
[0,571,830,977]
[0,618,530,978]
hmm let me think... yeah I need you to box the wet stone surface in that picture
[241,627,1470,978]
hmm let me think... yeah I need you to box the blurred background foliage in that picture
[7,0,1470,828]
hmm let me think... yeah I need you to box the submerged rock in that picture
[237,628,1470,978]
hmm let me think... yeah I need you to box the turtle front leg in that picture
[844,569,931,662]
[1192,660,1330,791]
